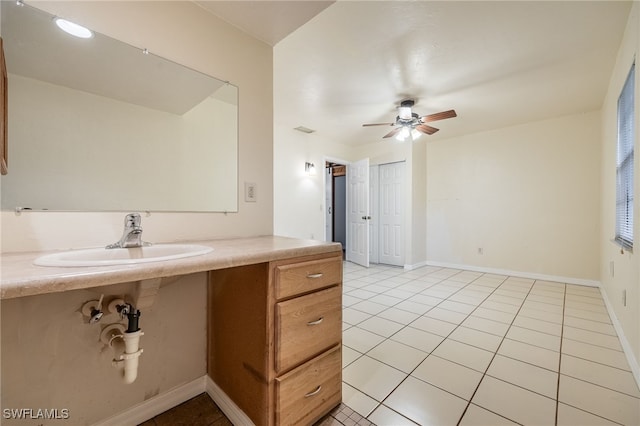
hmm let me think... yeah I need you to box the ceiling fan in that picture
[363,99,457,141]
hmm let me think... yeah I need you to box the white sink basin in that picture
[34,244,214,267]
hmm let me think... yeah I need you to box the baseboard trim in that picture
[92,376,255,426]
[404,260,428,270]
[598,288,640,389]
[93,376,207,426]
[205,376,255,426]
[425,260,600,287]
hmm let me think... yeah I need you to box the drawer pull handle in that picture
[304,385,322,398]
[307,317,324,326]
[307,273,324,279]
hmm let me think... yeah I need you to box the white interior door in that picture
[369,165,379,264]
[379,162,405,266]
[346,158,370,267]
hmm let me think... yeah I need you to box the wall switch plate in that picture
[245,182,257,202]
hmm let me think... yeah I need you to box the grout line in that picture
[557,372,640,400]
[344,269,486,416]
[342,263,638,425]
[455,276,535,425]
[361,270,512,422]
[561,334,626,353]
[345,283,583,361]
[555,284,567,425]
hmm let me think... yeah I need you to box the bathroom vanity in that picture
[0,236,343,426]
[209,252,342,425]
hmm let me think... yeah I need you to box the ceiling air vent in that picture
[294,126,315,134]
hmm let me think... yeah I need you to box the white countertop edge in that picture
[0,236,343,300]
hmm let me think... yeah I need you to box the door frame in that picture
[324,157,407,268]
[323,156,350,246]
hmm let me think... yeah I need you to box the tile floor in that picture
[144,262,640,426]
[340,262,640,425]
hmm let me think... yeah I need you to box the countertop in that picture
[0,236,342,300]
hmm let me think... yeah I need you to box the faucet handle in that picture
[125,213,142,228]
[116,303,131,320]
[106,213,146,249]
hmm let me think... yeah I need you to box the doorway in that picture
[326,159,406,267]
[325,161,347,257]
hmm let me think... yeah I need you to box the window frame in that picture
[615,62,635,250]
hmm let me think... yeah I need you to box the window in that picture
[616,62,635,249]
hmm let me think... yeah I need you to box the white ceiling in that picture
[202,1,632,147]
[195,1,334,46]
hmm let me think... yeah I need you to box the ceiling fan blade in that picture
[416,124,439,135]
[383,127,402,138]
[421,109,457,123]
[363,122,394,127]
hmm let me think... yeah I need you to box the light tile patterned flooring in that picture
[340,262,640,425]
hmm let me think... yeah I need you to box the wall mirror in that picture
[0,1,239,212]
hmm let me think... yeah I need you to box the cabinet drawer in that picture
[276,345,342,426]
[275,286,341,373]
[275,256,342,300]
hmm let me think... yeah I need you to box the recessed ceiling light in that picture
[55,18,93,39]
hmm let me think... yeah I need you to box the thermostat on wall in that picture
[245,182,257,202]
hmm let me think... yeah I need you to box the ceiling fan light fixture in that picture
[394,125,422,142]
[395,126,411,141]
[362,99,456,141]
[398,106,412,120]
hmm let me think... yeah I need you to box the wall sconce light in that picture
[305,162,316,175]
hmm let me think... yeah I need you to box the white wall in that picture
[273,123,353,242]
[1,2,273,424]
[1,1,273,253]
[2,274,207,425]
[410,141,427,267]
[426,111,601,282]
[276,110,602,278]
[273,126,429,267]
[599,2,640,376]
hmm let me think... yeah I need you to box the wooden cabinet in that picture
[208,252,343,426]
[274,257,343,299]
[275,345,342,425]
[275,286,341,373]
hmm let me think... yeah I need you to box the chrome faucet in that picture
[106,213,148,249]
